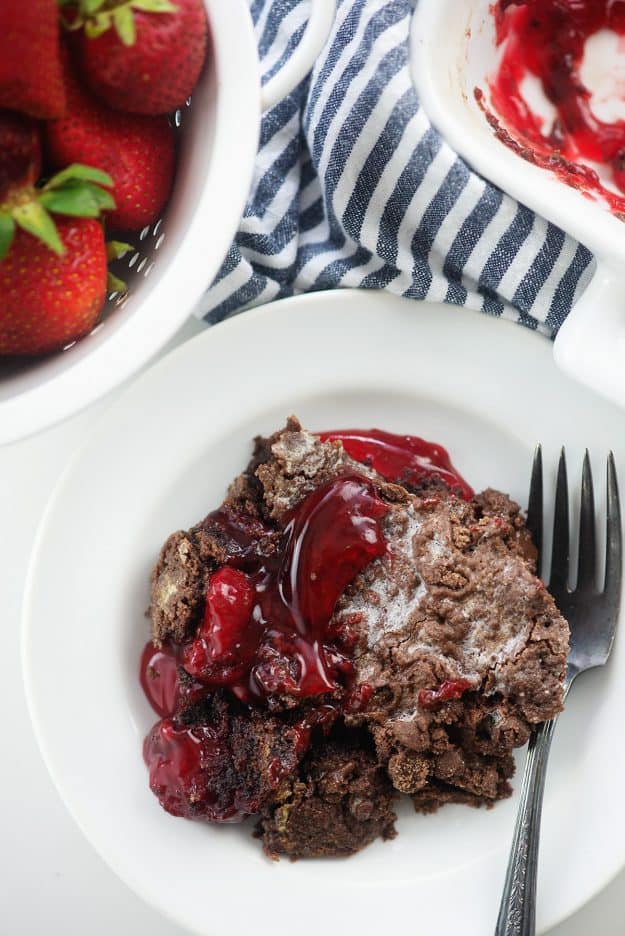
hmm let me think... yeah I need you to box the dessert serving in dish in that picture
[411,0,625,411]
[141,417,569,858]
[485,0,625,213]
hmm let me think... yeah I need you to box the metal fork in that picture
[495,448,622,936]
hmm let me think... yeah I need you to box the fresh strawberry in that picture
[0,219,107,355]
[0,112,41,201]
[65,0,208,115]
[0,164,115,356]
[0,0,65,118]
[46,54,175,230]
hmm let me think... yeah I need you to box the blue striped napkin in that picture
[200,0,595,337]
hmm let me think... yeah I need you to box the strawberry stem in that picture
[60,0,178,45]
[0,164,115,261]
[106,239,133,260]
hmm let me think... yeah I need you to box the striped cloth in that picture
[200,0,595,336]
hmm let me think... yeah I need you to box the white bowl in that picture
[0,0,335,446]
[410,0,625,411]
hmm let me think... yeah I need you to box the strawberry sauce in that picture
[140,428,473,718]
[318,428,473,499]
[487,0,625,211]
[140,428,473,820]
[141,474,389,716]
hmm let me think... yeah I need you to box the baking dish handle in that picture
[554,262,625,410]
[259,0,336,111]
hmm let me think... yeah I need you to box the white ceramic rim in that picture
[409,0,625,265]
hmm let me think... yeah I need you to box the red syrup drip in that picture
[486,0,625,213]
[140,643,180,718]
[418,678,473,711]
[140,641,207,718]
[318,428,474,500]
[141,474,388,713]
[183,474,389,701]
[143,718,226,819]
[140,476,388,818]
[143,715,306,821]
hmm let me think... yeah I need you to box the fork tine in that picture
[549,448,570,592]
[526,444,543,568]
[604,452,622,600]
[577,450,596,592]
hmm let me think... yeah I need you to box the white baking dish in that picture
[411,0,625,410]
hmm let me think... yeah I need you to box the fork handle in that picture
[495,718,558,936]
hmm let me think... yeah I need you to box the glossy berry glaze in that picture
[486,0,625,212]
[140,642,206,718]
[418,678,473,711]
[318,428,473,499]
[184,475,389,700]
[141,430,472,820]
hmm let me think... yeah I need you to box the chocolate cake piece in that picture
[258,731,397,859]
[237,420,569,811]
[150,531,210,644]
[146,417,569,855]
[150,505,278,645]
[144,691,307,821]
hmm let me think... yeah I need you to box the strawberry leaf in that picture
[0,213,15,261]
[113,5,136,45]
[82,0,107,13]
[40,168,115,219]
[107,271,128,294]
[40,184,107,218]
[85,11,113,37]
[85,183,116,211]
[106,240,133,260]
[62,17,85,31]
[13,202,64,256]
[45,164,114,190]
[132,0,178,12]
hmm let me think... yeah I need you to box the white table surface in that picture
[1,318,624,935]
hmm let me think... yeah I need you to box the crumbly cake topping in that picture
[144,417,569,858]
[263,425,568,725]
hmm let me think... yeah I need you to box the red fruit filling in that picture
[143,709,305,822]
[318,428,473,499]
[143,718,224,819]
[184,474,389,701]
[141,430,476,823]
[140,642,180,718]
[182,568,258,686]
[488,0,625,211]
[142,473,390,817]
[140,641,207,718]
[418,679,473,711]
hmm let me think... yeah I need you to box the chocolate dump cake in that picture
[141,418,569,858]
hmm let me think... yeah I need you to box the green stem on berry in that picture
[0,164,115,262]
[106,239,133,260]
[107,271,128,294]
[61,0,177,46]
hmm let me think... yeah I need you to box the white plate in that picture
[23,289,625,936]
